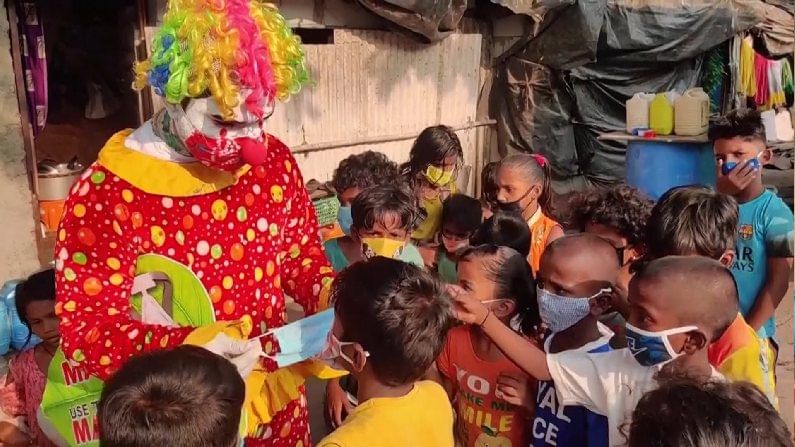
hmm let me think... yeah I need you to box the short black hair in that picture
[708,109,766,143]
[627,378,792,447]
[351,183,418,233]
[568,184,654,246]
[332,257,453,386]
[99,345,245,447]
[471,211,531,258]
[15,268,55,345]
[632,256,738,342]
[645,185,738,261]
[331,151,400,194]
[442,194,482,235]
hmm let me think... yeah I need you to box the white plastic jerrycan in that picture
[626,93,655,133]
[674,88,710,136]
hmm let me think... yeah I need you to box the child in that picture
[471,211,532,258]
[323,183,424,271]
[98,345,245,447]
[401,125,464,243]
[437,194,482,283]
[480,161,499,219]
[428,245,538,447]
[532,234,616,447]
[644,185,777,406]
[495,154,563,274]
[331,150,400,236]
[318,257,455,447]
[324,184,425,426]
[711,109,794,347]
[452,255,736,446]
[0,269,58,447]
[568,184,654,335]
[627,378,792,447]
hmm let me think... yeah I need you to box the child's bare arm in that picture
[481,313,551,380]
[746,257,793,331]
[449,286,551,380]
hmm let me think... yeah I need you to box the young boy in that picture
[318,257,455,447]
[437,194,482,283]
[711,109,794,347]
[98,345,245,447]
[324,183,425,427]
[627,379,792,447]
[568,184,654,333]
[323,183,424,271]
[531,234,617,447]
[452,256,736,446]
[331,150,401,236]
[644,185,777,406]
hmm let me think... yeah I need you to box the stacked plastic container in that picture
[626,88,709,136]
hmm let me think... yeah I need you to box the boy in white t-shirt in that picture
[451,256,737,446]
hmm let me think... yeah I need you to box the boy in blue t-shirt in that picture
[711,109,794,348]
[531,234,616,447]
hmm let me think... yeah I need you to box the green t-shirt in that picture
[436,251,458,284]
[323,238,425,272]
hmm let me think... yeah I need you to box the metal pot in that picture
[37,157,84,201]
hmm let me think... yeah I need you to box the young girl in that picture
[495,153,563,274]
[0,269,58,447]
[429,245,539,447]
[480,161,499,220]
[401,125,464,244]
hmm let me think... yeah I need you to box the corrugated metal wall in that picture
[269,29,485,192]
[144,28,486,192]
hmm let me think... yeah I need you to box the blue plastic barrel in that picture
[625,141,716,200]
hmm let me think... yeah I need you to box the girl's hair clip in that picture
[531,154,548,167]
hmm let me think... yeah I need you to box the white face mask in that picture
[442,236,469,255]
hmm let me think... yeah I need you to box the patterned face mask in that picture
[537,287,611,333]
[625,323,698,367]
[361,237,406,260]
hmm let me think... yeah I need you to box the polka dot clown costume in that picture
[52,1,332,445]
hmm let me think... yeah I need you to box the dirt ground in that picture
[775,284,794,428]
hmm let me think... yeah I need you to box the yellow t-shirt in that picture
[317,381,455,447]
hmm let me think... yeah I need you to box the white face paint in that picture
[164,91,275,171]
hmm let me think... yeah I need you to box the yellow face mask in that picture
[361,237,407,259]
[424,165,455,187]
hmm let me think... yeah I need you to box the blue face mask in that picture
[337,206,353,235]
[722,157,760,175]
[261,309,336,368]
[625,322,698,367]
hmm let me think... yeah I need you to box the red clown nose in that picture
[239,137,269,166]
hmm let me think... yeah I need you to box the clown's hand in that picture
[202,333,263,379]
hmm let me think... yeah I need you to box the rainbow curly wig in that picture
[133,0,309,119]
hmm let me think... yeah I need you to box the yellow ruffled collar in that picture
[98,129,251,197]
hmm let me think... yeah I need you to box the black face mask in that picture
[496,188,533,215]
[496,200,522,214]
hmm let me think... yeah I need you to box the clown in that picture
[52,1,333,445]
